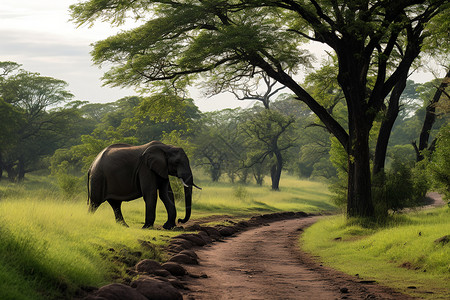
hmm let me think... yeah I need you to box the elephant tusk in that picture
[193,183,202,190]
[180,178,189,188]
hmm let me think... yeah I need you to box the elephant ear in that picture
[144,146,168,179]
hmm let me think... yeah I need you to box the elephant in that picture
[87,141,200,229]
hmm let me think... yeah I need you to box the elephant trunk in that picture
[178,185,192,224]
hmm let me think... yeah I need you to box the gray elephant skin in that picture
[87,141,199,229]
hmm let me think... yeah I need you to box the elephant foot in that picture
[117,220,129,227]
[142,223,154,229]
[163,222,176,230]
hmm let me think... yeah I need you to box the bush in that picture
[428,124,450,203]
[372,159,428,215]
[57,173,83,198]
[52,161,84,198]
[233,185,249,201]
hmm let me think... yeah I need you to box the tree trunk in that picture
[210,163,221,182]
[347,129,374,218]
[415,69,450,161]
[373,74,406,176]
[270,151,283,191]
[18,156,26,181]
[253,165,264,186]
[5,163,17,182]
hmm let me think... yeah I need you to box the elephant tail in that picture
[87,168,91,206]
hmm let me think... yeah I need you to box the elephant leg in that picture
[159,181,176,229]
[142,191,157,229]
[107,200,128,227]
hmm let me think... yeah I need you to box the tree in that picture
[428,124,450,202]
[0,62,74,181]
[71,1,449,218]
[0,98,24,180]
[241,107,296,190]
[194,109,245,182]
[413,72,450,161]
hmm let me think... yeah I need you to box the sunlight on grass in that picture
[301,207,450,299]
[185,175,335,219]
[0,172,335,299]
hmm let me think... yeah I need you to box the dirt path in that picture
[182,216,413,300]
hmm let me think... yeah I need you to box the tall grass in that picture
[187,175,336,218]
[301,207,450,299]
[0,172,335,299]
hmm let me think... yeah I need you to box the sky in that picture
[0,1,438,112]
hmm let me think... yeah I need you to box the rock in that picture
[153,269,172,277]
[135,259,164,274]
[169,238,194,250]
[131,277,183,300]
[175,233,207,246]
[197,231,213,244]
[218,226,236,237]
[236,221,250,228]
[169,253,199,265]
[295,211,309,217]
[155,276,186,289]
[90,283,147,300]
[162,262,187,276]
[168,278,185,290]
[199,226,222,240]
[340,287,349,293]
[179,249,199,259]
[184,224,202,231]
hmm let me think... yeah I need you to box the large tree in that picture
[0,62,74,180]
[71,1,449,217]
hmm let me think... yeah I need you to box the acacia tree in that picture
[242,107,296,190]
[71,1,448,218]
[0,62,74,181]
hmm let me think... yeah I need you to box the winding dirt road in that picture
[182,216,413,300]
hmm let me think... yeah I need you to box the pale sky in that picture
[0,1,437,112]
[0,0,251,111]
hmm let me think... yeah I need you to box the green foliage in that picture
[233,185,250,202]
[136,94,201,133]
[0,61,77,181]
[52,161,84,198]
[0,176,178,299]
[372,159,426,216]
[70,0,449,219]
[0,172,335,299]
[328,137,348,208]
[302,207,450,298]
[428,124,450,203]
[193,108,246,182]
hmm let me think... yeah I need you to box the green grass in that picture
[301,207,450,299]
[0,172,335,299]
[190,175,336,218]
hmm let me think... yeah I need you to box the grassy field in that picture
[301,207,450,299]
[0,172,334,299]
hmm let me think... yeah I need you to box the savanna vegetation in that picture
[0,171,333,299]
[1,0,449,299]
[302,207,450,299]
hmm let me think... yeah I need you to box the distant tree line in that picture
[1,59,448,208]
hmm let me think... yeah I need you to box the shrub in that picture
[428,124,450,203]
[372,159,427,216]
[233,185,249,201]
